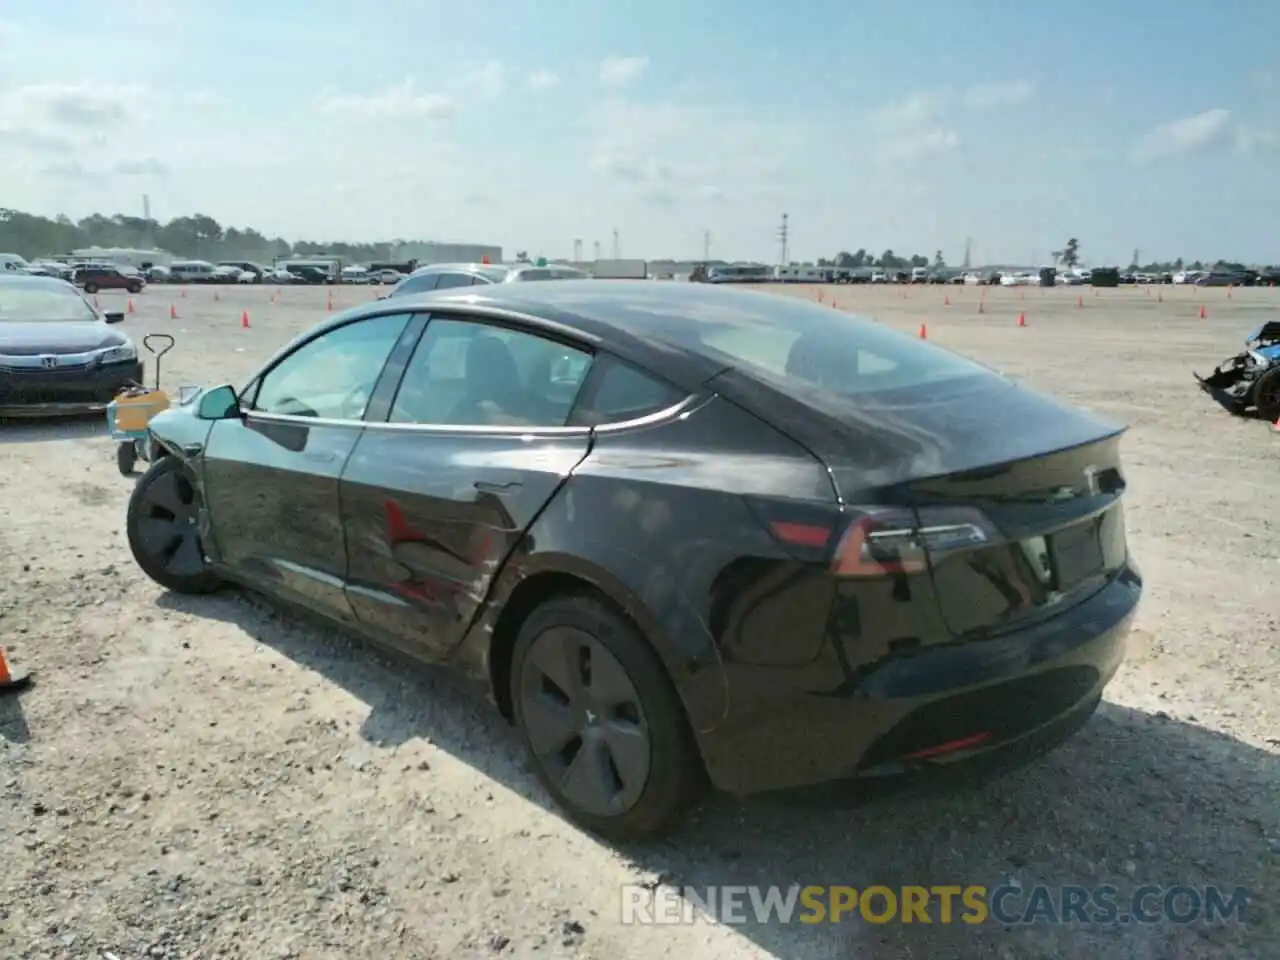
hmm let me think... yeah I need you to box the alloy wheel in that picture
[133,468,207,579]
[519,626,651,817]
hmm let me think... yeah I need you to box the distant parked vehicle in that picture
[73,264,144,295]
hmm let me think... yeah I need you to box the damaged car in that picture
[1195,321,1280,422]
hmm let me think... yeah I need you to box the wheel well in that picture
[489,571,626,721]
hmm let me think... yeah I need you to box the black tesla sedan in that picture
[124,280,1141,840]
[0,274,139,416]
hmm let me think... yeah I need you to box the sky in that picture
[0,0,1277,265]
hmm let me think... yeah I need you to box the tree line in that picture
[814,238,1261,273]
[0,207,407,263]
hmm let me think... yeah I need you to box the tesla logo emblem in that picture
[1083,465,1102,495]
[40,355,58,369]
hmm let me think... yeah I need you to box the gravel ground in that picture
[0,280,1277,960]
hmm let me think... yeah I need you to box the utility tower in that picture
[962,237,972,270]
[703,230,711,261]
[611,229,620,259]
[593,240,601,261]
[778,213,789,267]
[573,239,582,263]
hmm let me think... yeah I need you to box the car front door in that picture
[338,314,595,661]
[199,311,420,623]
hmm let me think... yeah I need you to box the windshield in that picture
[0,285,97,323]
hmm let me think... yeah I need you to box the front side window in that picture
[251,313,411,420]
[388,317,592,427]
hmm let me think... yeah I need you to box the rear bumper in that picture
[0,360,143,415]
[697,565,1141,795]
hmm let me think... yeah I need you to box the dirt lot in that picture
[1,280,1277,959]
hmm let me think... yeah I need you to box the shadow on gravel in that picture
[157,589,1278,959]
[0,692,32,745]
[0,414,105,445]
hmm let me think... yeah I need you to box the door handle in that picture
[474,480,521,492]
[304,451,337,463]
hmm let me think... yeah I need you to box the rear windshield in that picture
[0,284,96,323]
[631,290,991,402]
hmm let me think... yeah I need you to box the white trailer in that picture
[591,259,648,279]
[773,265,831,283]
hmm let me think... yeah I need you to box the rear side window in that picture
[634,294,988,402]
[392,273,439,297]
[433,273,475,290]
[571,357,686,426]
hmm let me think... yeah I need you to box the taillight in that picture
[832,505,997,578]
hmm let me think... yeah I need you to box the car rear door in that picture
[337,313,596,661]
[199,311,421,623]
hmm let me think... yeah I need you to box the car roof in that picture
[407,262,511,282]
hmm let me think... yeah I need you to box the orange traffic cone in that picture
[1077,295,1084,308]
[93,296,100,309]
[817,291,824,303]
[1017,312,1026,327]
[241,310,251,329]
[918,323,927,339]
[181,288,186,298]
[978,300,985,314]
[1227,286,1233,300]
[0,647,31,693]
[944,294,950,305]
[170,304,178,320]
[1158,291,1163,303]
[127,298,135,314]
[1199,304,1207,320]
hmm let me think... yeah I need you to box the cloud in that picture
[964,80,1034,108]
[1133,108,1232,161]
[0,127,76,153]
[866,92,959,164]
[1236,125,1280,154]
[0,83,145,129]
[318,80,454,119]
[586,99,808,208]
[39,162,91,180]
[527,69,559,92]
[115,157,170,177]
[598,55,649,89]
[458,60,505,100]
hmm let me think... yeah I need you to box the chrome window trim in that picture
[243,393,699,436]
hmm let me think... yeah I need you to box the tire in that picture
[84,282,98,294]
[126,457,222,594]
[116,442,138,476]
[1252,368,1280,423]
[510,594,704,842]
[127,283,142,294]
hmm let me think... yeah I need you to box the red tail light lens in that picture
[832,505,997,578]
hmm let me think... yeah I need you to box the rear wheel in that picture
[127,283,142,294]
[510,595,704,842]
[83,282,98,294]
[1253,368,1280,422]
[126,456,222,594]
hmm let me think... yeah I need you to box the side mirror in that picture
[103,310,125,324]
[196,384,241,421]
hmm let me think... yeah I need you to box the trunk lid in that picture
[711,368,1131,639]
